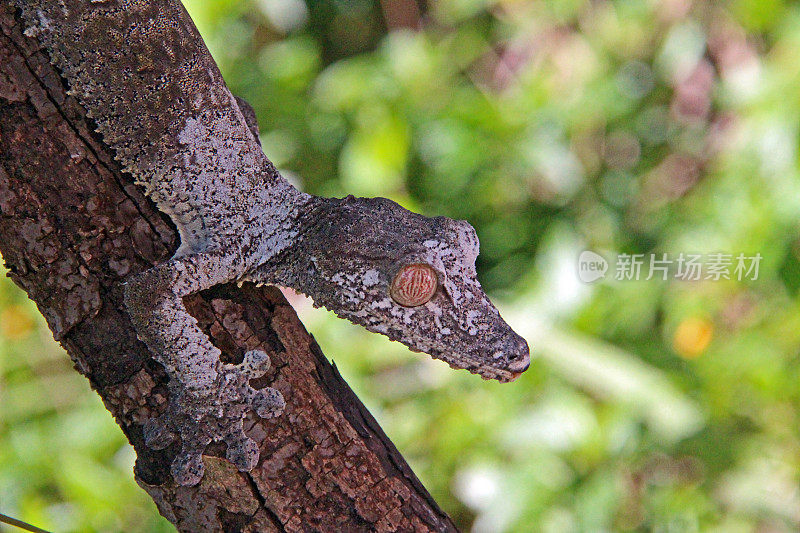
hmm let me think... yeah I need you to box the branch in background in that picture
[0,512,51,533]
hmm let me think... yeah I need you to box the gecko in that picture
[14,0,530,486]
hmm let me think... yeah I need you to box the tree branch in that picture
[0,4,457,531]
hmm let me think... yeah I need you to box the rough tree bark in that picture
[0,3,458,532]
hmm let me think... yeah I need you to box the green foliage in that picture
[2,0,800,530]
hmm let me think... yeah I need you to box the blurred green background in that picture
[2,0,800,531]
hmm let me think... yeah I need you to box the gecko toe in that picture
[171,449,205,486]
[225,434,260,471]
[240,349,271,378]
[246,386,285,418]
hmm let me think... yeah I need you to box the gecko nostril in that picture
[507,358,530,373]
[504,334,530,374]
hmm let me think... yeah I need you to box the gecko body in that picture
[15,0,530,486]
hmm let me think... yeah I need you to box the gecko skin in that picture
[15,0,530,486]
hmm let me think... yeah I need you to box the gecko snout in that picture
[494,332,530,378]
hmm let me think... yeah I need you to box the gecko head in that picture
[300,196,530,382]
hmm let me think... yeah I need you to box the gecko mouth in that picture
[423,342,531,383]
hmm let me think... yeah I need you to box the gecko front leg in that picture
[124,250,285,486]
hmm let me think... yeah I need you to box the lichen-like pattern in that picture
[250,197,531,383]
[15,0,530,486]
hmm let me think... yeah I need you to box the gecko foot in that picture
[143,349,285,486]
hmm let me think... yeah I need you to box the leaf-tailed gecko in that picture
[15,0,530,486]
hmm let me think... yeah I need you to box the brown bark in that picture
[0,4,457,532]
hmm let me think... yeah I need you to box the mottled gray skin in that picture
[15,0,529,486]
[253,196,529,381]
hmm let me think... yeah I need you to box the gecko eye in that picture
[390,263,438,307]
